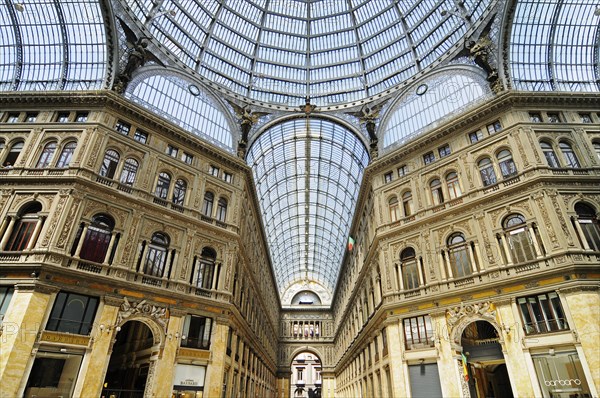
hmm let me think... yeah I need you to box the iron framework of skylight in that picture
[509,0,600,92]
[0,0,108,91]
[246,118,369,298]
[121,0,491,107]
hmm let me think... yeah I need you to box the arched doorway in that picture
[461,321,514,398]
[290,351,322,398]
[101,320,156,398]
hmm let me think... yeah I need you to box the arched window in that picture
[143,232,169,277]
[388,196,400,222]
[478,158,497,186]
[119,158,139,186]
[559,142,580,168]
[402,191,413,216]
[216,197,228,222]
[447,233,471,278]
[155,172,171,199]
[4,202,43,251]
[79,214,115,263]
[540,141,560,168]
[196,247,217,290]
[574,203,600,251]
[36,141,57,168]
[3,140,23,167]
[202,192,214,217]
[430,179,444,205]
[400,248,420,290]
[503,214,536,263]
[56,141,77,168]
[172,179,187,205]
[446,172,461,199]
[99,149,120,178]
[497,150,517,178]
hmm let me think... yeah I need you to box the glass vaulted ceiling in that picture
[247,119,369,299]
[124,0,491,106]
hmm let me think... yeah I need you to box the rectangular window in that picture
[133,129,148,143]
[56,112,70,123]
[25,112,38,122]
[115,120,131,135]
[181,315,213,349]
[529,112,542,123]
[384,172,393,183]
[517,292,568,335]
[223,172,233,183]
[0,286,14,322]
[166,144,178,157]
[438,144,451,158]
[181,152,193,164]
[209,165,220,177]
[46,291,99,335]
[579,113,592,123]
[486,120,502,134]
[75,112,88,122]
[546,113,561,123]
[381,327,388,356]
[397,165,408,177]
[469,130,483,143]
[403,315,434,350]
[6,112,20,123]
[423,152,435,165]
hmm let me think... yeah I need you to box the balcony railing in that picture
[524,318,569,335]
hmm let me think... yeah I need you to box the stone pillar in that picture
[151,314,184,397]
[430,312,462,398]
[495,300,536,397]
[0,284,54,397]
[204,320,229,398]
[321,371,335,398]
[276,370,291,398]
[73,299,120,398]
[385,320,409,397]
[560,286,600,395]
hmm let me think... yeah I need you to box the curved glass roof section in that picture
[510,0,600,92]
[0,0,107,91]
[383,68,491,149]
[126,72,234,150]
[122,0,491,106]
[247,119,369,299]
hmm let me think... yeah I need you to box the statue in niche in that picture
[227,100,269,158]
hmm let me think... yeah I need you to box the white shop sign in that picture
[173,364,206,388]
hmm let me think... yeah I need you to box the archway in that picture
[101,320,156,398]
[290,351,322,398]
[461,321,514,398]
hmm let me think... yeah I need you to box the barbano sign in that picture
[544,378,582,386]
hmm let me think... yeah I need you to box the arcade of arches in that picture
[1,1,600,397]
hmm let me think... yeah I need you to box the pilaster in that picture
[204,320,229,398]
[0,284,53,398]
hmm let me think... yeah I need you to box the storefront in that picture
[172,364,206,398]
[532,350,592,398]
[408,363,443,398]
[24,349,84,398]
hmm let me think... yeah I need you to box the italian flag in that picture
[461,352,469,382]
[348,236,355,251]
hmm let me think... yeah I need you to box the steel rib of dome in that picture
[122,0,492,106]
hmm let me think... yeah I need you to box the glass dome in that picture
[121,0,493,106]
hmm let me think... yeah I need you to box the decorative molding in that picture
[116,297,168,332]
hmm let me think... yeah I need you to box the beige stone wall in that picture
[0,286,52,398]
